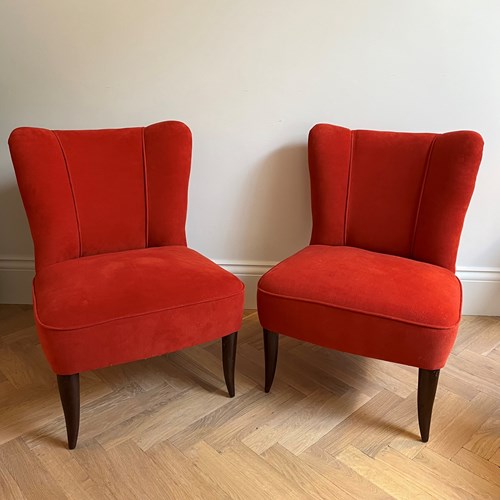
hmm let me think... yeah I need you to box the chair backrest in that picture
[308,123,483,272]
[9,121,192,271]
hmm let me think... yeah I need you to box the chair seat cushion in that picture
[34,246,244,374]
[257,245,462,369]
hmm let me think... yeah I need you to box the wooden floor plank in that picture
[168,386,272,452]
[376,447,472,500]
[262,444,354,499]
[187,441,295,500]
[278,389,370,456]
[219,441,309,499]
[31,443,115,500]
[463,409,500,461]
[0,439,67,500]
[335,445,431,499]
[451,447,500,488]
[314,390,404,456]
[427,391,498,459]
[299,448,391,499]
[147,440,231,499]
[413,447,500,499]
[204,386,304,452]
[0,465,25,500]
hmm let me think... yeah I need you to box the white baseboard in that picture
[1,257,499,316]
[455,267,500,316]
[0,257,34,305]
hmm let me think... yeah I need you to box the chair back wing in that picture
[308,124,483,271]
[9,121,192,271]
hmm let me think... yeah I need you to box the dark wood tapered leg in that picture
[417,368,440,443]
[57,374,80,449]
[264,329,279,393]
[222,332,238,397]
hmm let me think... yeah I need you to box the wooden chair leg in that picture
[222,332,238,397]
[263,329,279,393]
[57,374,80,449]
[417,368,440,442]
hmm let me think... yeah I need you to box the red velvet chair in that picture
[9,121,244,449]
[258,123,483,442]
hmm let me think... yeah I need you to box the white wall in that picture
[1,0,499,312]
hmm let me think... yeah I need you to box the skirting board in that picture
[0,257,499,316]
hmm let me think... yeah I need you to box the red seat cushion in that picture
[34,246,244,374]
[257,245,461,369]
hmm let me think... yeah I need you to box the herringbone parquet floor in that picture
[0,304,499,499]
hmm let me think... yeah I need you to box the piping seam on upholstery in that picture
[257,285,461,330]
[142,127,150,247]
[52,131,82,257]
[343,130,355,245]
[410,135,437,257]
[33,288,244,332]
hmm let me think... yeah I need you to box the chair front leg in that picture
[222,332,238,397]
[263,329,279,393]
[417,368,440,442]
[57,373,80,449]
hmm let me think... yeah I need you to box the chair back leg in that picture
[263,329,279,393]
[222,332,238,397]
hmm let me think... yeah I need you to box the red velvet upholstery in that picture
[34,246,243,374]
[258,246,461,369]
[9,121,244,375]
[258,124,483,370]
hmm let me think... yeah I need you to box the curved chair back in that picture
[9,121,192,271]
[308,124,483,271]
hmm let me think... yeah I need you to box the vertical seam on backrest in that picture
[142,127,149,248]
[410,135,438,258]
[52,131,82,257]
[343,130,355,245]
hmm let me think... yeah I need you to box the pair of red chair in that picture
[9,121,483,449]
